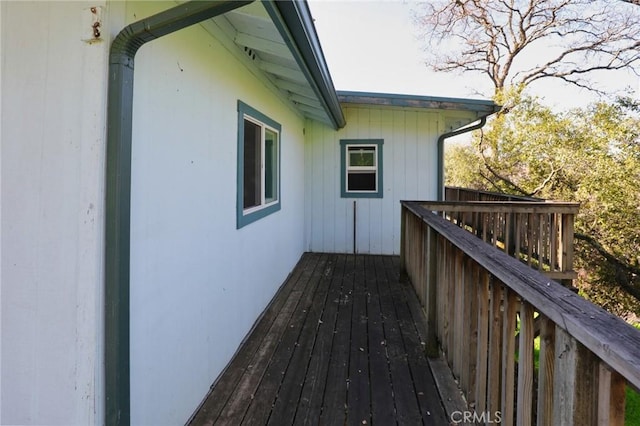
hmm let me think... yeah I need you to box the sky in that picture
[307,1,640,111]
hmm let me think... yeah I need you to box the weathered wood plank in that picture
[346,255,371,425]
[418,201,580,215]
[367,256,396,426]
[536,316,555,426]
[265,255,335,425]
[243,254,329,424]
[475,269,490,417]
[597,363,626,426]
[385,256,448,424]
[378,257,422,425]
[294,254,346,425]
[487,281,503,415]
[553,326,598,426]
[501,289,517,425]
[318,255,355,426]
[517,302,535,426]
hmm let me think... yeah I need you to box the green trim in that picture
[105,2,252,425]
[337,90,500,114]
[236,100,282,228]
[340,139,384,199]
[263,1,346,129]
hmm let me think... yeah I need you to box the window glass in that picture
[348,147,375,167]
[243,120,262,209]
[265,128,277,204]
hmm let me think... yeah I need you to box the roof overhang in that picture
[338,90,501,119]
[206,1,345,129]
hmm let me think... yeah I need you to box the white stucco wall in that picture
[304,104,476,255]
[127,3,306,425]
[1,1,110,424]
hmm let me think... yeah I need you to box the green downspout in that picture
[436,117,487,201]
[105,1,252,425]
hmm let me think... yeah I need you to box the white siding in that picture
[1,1,110,424]
[127,3,306,425]
[1,1,308,424]
[305,104,476,255]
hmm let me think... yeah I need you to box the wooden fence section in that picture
[400,201,640,426]
[418,201,579,286]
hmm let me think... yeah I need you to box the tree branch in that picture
[575,232,640,302]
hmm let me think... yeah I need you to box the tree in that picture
[446,96,640,315]
[415,0,640,101]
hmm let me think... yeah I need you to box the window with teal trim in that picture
[340,139,384,198]
[237,101,281,228]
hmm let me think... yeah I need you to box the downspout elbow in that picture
[436,116,488,201]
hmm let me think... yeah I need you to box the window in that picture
[340,139,384,198]
[237,101,281,228]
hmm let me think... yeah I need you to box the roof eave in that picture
[264,1,346,129]
[337,90,501,117]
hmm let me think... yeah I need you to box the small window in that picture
[340,139,384,198]
[237,101,281,228]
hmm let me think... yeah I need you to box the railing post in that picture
[553,326,598,425]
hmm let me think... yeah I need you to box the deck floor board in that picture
[190,253,448,425]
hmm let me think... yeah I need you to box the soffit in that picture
[209,2,335,126]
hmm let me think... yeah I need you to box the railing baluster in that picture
[502,289,518,426]
[536,316,555,426]
[517,302,535,426]
[488,280,503,415]
[475,270,490,416]
[424,225,438,357]
[597,363,626,426]
[553,327,599,426]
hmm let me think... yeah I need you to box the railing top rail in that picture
[401,200,640,390]
[445,186,543,202]
[416,200,580,214]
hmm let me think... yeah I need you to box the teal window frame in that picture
[340,139,384,198]
[237,101,281,228]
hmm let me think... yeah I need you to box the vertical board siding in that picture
[127,2,306,424]
[1,2,110,424]
[305,105,452,255]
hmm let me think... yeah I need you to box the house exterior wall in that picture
[304,104,475,255]
[127,2,306,425]
[1,1,111,424]
[1,1,307,425]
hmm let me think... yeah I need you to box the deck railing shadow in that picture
[400,198,640,425]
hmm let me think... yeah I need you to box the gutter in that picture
[264,1,346,129]
[436,116,489,201]
[104,2,252,425]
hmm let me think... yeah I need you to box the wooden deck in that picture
[189,253,449,425]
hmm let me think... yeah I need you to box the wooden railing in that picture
[419,201,579,286]
[400,201,640,426]
[445,186,542,202]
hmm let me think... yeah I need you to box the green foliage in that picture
[446,93,640,315]
[627,386,640,426]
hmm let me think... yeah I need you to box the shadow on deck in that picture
[189,253,452,425]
